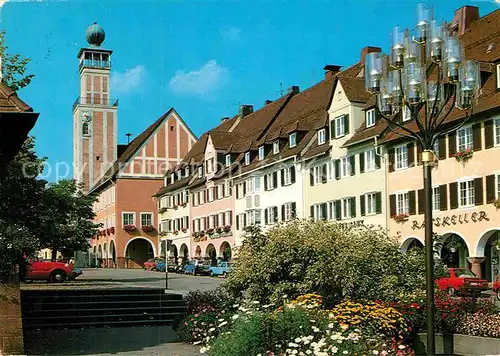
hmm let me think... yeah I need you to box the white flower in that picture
[232,314,239,320]
[252,300,260,305]
[200,347,207,353]
[291,350,298,355]
[312,326,320,333]
[217,318,224,322]
[343,351,348,355]
[288,342,299,348]
[306,351,312,355]
[331,346,338,354]
[328,323,334,329]
[295,337,302,343]
[193,341,202,345]
[208,327,215,332]
[372,351,379,355]
[218,321,228,328]
[398,345,406,349]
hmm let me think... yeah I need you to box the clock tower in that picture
[73,22,118,192]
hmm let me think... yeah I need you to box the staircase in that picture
[21,288,187,329]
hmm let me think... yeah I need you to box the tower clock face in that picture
[81,111,91,122]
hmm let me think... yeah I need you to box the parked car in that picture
[68,267,83,280]
[144,258,163,271]
[155,259,166,272]
[436,268,489,296]
[209,261,234,277]
[183,261,210,276]
[493,279,500,301]
[25,258,75,283]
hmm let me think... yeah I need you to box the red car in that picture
[493,279,500,301]
[436,268,489,296]
[144,258,163,271]
[25,258,75,283]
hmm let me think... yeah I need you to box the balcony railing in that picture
[73,96,119,111]
[80,59,111,70]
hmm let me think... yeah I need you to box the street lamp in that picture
[365,4,481,355]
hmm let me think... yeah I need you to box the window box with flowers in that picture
[223,225,231,233]
[173,205,178,210]
[453,149,473,162]
[109,226,115,234]
[180,202,187,208]
[216,226,223,234]
[392,214,409,223]
[493,198,500,210]
[173,229,179,235]
[158,207,168,214]
[181,227,187,233]
[123,225,136,232]
[207,228,215,236]
[142,225,155,233]
[159,231,168,237]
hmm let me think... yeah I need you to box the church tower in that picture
[73,22,118,192]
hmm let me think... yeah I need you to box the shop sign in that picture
[411,211,490,230]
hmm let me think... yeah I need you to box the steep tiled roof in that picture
[0,82,33,112]
[461,9,500,62]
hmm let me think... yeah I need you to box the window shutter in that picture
[448,132,457,157]
[273,171,278,188]
[390,194,396,217]
[330,120,335,139]
[310,205,314,219]
[281,169,285,186]
[273,206,278,222]
[484,120,494,149]
[243,182,247,195]
[474,177,484,205]
[375,152,381,169]
[291,202,296,217]
[388,148,395,172]
[486,174,496,203]
[472,123,482,151]
[192,220,195,230]
[309,168,314,186]
[418,189,425,215]
[236,215,240,230]
[281,205,285,221]
[359,153,365,173]
[449,182,458,210]
[344,114,350,135]
[360,195,366,216]
[214,214,219,227]
[204,189,208,202]
[290,166,296,183]
[264,175,268,191]
[407,143,415,167]
[416,143,422,166]
[349,156,355,176]
[350,197,356,218]
[236,185,240,199]
[229,211,233,225]
[335,160,341,180]
[334,200,342,220]
[375,192,382,214]
[409,190,416,215]
[321,203,328,220]
[243,214,247,227]
[214,187,218,200]
[439,185,448,211]
[322,164,327,183]
[438,137,447,160]
[324,126,330,141]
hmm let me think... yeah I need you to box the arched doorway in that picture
[97,244,103,268]
[109,240,116,268]
[206,244,217,266]
[169,244,178,265]
[400,237,424,253]
[220,241,232,261]
[477,229,500,281]
[103,242,107,268]
[179,244,189,264]
[440,233,469,269]
[125,237,155,268]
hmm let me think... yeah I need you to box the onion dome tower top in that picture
[85,22,105,46]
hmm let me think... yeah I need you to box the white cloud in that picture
[169,60,228,96]
[220,27,241,42]
[111,65,145,94]
[0,0,9,8]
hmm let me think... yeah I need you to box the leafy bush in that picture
[226,221,445,306]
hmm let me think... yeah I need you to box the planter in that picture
[123,225,136,232]
[415,333,500,356]
[493,199,500,210]
[454,149,473,162]
[141,225,155,233]
[392,214,409,223]
[158,207,168,214]
[0,274,24,355]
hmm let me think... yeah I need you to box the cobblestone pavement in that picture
[21,268,224,294]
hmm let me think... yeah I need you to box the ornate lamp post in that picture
[365,4,481,355]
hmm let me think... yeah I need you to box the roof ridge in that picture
[0,82,33,112]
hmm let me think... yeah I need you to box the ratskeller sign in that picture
[411,211,490,230]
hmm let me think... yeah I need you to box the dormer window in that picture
[164,176,168,186]
[318,128,326,145]
[225,154,231,167]
[497,63,500,89]
[273,141,280,154]
[366,109,376,128]
[170,173,175,182]
[198,166,203,178]
[184,167,189,177]
[289,132,297,148]
[245,152,251,165]
[177,171,182,180]
[402,106,411,122]
[258,146,265,160]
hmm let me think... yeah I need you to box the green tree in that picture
[0,30,34,91]
[0,138,46,278]
[39,179,100,261]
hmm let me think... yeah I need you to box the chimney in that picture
[220,116,230,123]
[360,46,382,65]
[452,6,479,36]
[239,104,253,117]
[287,85,300,94]
[323,65,342,80]
[265,100,273,105]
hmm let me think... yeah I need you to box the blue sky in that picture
[1,0,498,181]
